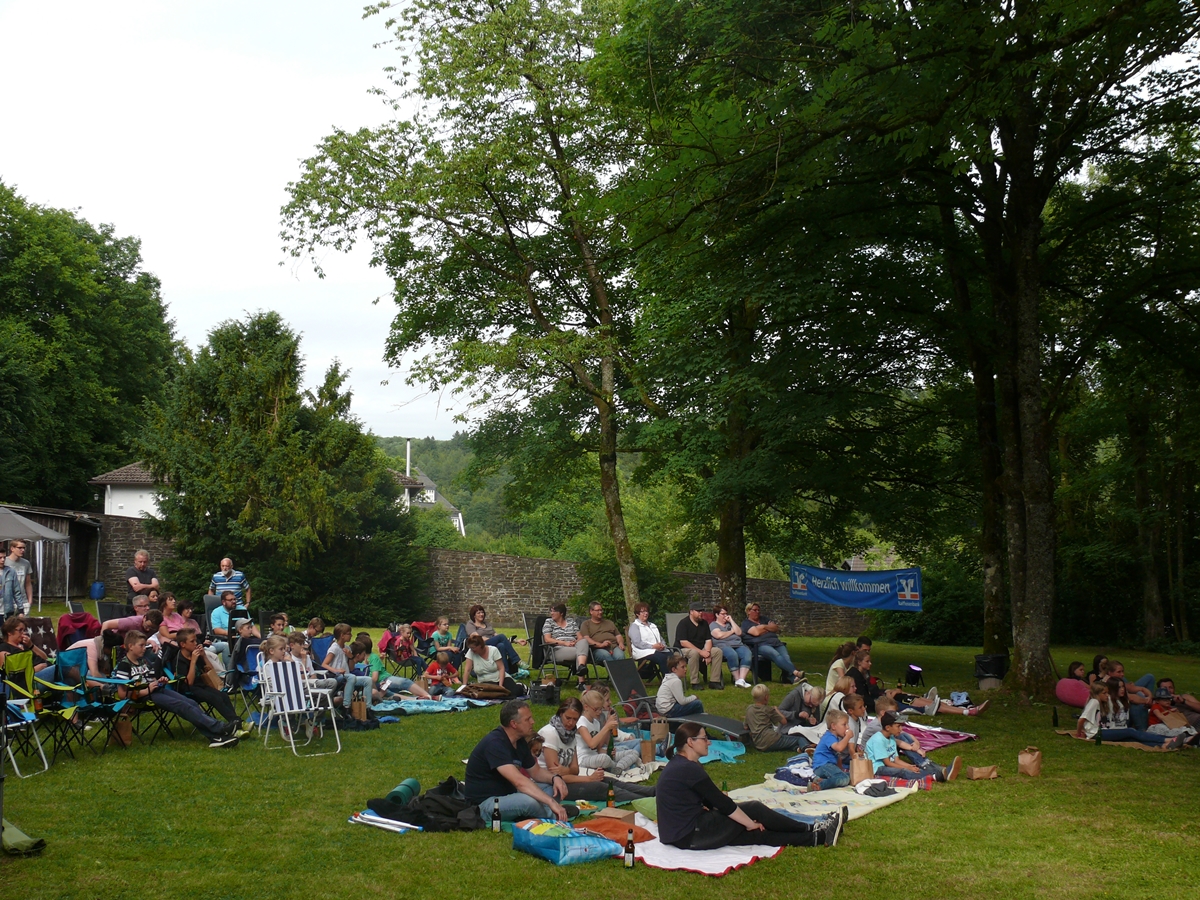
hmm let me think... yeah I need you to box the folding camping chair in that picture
[67,601,85,614]
[40,647,130,758]
[260,658,340,756]
[96,600,127,623]
[4,684,49,778]
[604,657,749,742]
[524,613,576,683]
[3,649,70,768]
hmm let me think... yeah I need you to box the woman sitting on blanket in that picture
[536,698,656,802]
[656,721,845,850]
[825,641,857,692]
[577,690,643,774]
[1074,680,1185,749]
[460,632,521,696]
[464,605,525,672]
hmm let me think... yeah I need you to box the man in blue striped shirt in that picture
[208,558,251,608]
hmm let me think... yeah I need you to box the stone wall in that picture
[424,548,869,637]
[95,514,175,602]
[85,522,869,638]
[424,548,584,625]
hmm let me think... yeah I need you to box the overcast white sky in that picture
[0,0,460,440]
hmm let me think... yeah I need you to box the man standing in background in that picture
[208,557,251,609]
[5,540,32,614]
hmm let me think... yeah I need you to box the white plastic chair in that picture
[259,659,340,756]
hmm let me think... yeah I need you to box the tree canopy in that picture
[0,181,177,508]
[139,312,425,626]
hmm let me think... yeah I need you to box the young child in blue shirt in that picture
[809,709,856,791]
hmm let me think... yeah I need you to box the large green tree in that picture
[282,0,655,623]
[139,312,424,626]
[0,181,176,508]
[609,0,1200,691]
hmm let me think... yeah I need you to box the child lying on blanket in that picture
[808,709,857,791]
[745,684,809,752]
[1074,680,1185,749]
[859,697,962,782]
[864,712,937,788]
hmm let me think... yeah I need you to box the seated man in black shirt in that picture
[115,630,239,749]
[167,627,241,728]
[674,605,724,690]
[464,699,572,823]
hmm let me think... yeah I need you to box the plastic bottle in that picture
[624,829,636,868]
[492,797,502,832]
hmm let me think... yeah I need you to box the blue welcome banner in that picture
[789,563,922,612]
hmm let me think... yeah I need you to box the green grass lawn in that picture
[4,620,1199,898]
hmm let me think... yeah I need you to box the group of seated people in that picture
[463,698,847,850]
[1067,654,1199,749]
[629,601,805,688]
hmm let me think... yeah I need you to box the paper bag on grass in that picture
[1017,746,1042,777]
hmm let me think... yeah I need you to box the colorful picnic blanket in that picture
[369,697,495,715]
[901,721,977,751]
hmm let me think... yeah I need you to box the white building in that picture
[88,462,160,518]
[390,467,466,536]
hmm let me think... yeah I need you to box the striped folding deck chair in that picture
[260,658,340,756]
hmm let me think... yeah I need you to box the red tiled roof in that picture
[89,461,156,485]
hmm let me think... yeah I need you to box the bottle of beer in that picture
[33,689,43,714]
[607,785,615,808]
[721,779,728,793]
[624,829,636,868]
[492,797,502,832]
[1094,730,1102,746]
[1052,706,1059,727]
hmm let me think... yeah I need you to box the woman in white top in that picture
[1075,680,1179,748]
[460,633,520,695]
[536,699,656,802]
[627,602,671,677]
[825,641,857,692]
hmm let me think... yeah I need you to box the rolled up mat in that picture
[386,777,421,805]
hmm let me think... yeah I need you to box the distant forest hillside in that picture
[373,433,790,584]
[376,433,511,537]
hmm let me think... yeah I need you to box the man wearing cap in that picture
[207,557,251,609]
[674,603,724,690]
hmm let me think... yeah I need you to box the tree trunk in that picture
[595,359,641,624]
[716,495,747,609]
[938,203,1007,654]
[1007,188,1056,696]
[712,296,760,611]
[1128,405,1165,643]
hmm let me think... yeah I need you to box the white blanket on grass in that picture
[631,813,783,876]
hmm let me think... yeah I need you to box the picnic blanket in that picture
[370,697,496,715]
[901,721,977,751]
[631,813,783,876]
[1055,729,1176,752]
[729,778,914,821]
